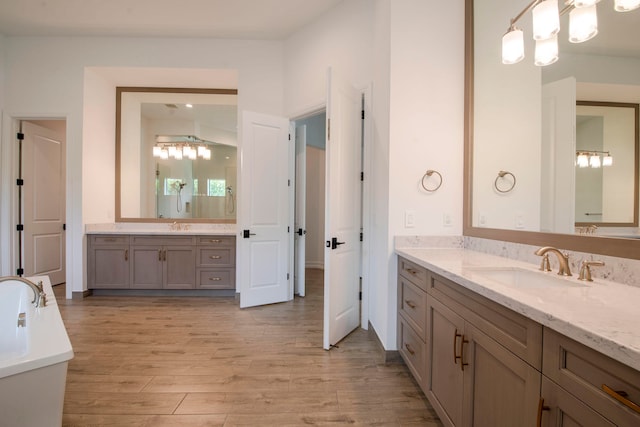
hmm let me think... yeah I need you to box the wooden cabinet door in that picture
[90,246,130,289]
[541,377,615,427]
[164,246,196,289]
[462,323,541,427]
[426,296,465,427]
[130,246,163,289]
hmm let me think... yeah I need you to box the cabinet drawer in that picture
[543,328,640,426]
[197,236,235,247]
[90,235,130,246]
[131,235,195,246]
[428,271,542,369]
[198,248,235,267]
[197,269,235,289]
[398,275,428,341]
[399,257,428,291]
[399,316,426,388]
[541,377,615,427]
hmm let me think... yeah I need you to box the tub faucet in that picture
[0,276,46,307]
[534,247,572,276]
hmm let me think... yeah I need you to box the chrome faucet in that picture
[534,247,572,276]
[0,276,47,307]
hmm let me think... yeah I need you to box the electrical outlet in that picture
[478,213,487,226]
[515,213,525,229]
[443,213,452,227]
[405,210,416,228]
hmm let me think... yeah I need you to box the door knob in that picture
[331,237,345,250]
[297,228,306,236]
[243,229,256,239]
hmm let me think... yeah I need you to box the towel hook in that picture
[421,170,443,192]
[494,170,516,193]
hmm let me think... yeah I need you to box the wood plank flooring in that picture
[55,269,442,426]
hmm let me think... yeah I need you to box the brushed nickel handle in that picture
[210,255,222,260]
[405,300,416,309]
[536,397,550,427]
[163,250,167,261]
[459,335,469,372]
[454,329,462,365]
[209,277,222,281]
[208,239,222,243]
[158,249,162,261]
[125,249,128,261]
[405,343,415,355]
[602,384,640,414]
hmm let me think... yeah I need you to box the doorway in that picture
[18,119,67,285]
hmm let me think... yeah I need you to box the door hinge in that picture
[361,110,365,120]
[16,224,24,231]
[289,133,291,141]
[327,118,331,141]
[16,179,24,186]
[360,232,363,242]
[63,223,66,231]
[16,132,24,141]
[359,291,362,301]
[287,273,290,280]
[288,226,290,233]
[288,179,291,187]
[16,268,24,276]
[360,172,364,181]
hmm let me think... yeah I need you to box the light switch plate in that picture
[405,210,416,228]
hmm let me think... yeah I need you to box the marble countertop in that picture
[85,223,237,236]
[396,247,640,372]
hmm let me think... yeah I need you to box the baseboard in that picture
[368,321,402,364]
[72,289,93,299]
[90,289,236,297]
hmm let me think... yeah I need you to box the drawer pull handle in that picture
[209,277,222,281]
[459,335,469,372]
[454,329,462,365]
[125,249,128,261]
[406,268,417,276]
[405,343,415,355]
[104,238,116,242]
[208,239,222,243]
[536,398,550,427]
[158,249,162,261]
[602,384,640,414]
[405,300,416,309]
[210,255,222,260]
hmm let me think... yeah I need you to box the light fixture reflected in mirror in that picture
[575,150,613,168]
[502,0,639,66]
[152,135,216,160]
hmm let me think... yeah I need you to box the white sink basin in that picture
[466,267,588,289]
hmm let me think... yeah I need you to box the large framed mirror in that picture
[116,87,238,223]
[464,0,640,259]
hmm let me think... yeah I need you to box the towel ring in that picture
[421,170,443,192]
[494,170,516,193]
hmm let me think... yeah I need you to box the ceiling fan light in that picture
[533,0,560,40]
[534,34,559,66]
[614,0,640,11]
[569,5,598,43]
[502,28,525,64]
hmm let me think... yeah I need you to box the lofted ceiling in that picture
[0,0,343,39]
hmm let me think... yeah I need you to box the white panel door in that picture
[239,111,291,308]
[22,121,66,285]
[294,124,307,297]
[541,77,576,234]
[323,69,362,349]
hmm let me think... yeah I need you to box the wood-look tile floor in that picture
[55,269,442,426]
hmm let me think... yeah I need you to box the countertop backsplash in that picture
[395,235,640,288]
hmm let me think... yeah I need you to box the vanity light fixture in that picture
[576,150,613,168]
[502,0,638,66]
[152,135,216,160]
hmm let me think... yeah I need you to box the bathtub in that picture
[0,276,74,427]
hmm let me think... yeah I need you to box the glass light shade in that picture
[160,149,169,160]
[203,148,212,160]
[534,35,559,66]
[577,153,589,167]
[532,0,560,40]
[183,145,192,156]
[152,146,162,157]
[188,150,197,160]
[174,149,183,160]
[614,0,640,11]
[197,145,207,157]
[502,28,525,64]
[603,155,613,166]
[168,146,177,157]
[590,154,601,168]
[569,5,598,43]
[574,0,600,6]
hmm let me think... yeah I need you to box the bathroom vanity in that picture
[88,233,236,291]
[396,249,640,427]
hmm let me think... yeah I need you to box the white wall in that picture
[305,146,326,269]
[1,37,284,295]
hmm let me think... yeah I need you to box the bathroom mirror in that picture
[116,87,238,222]
[464,0,640,259]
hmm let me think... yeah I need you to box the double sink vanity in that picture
[396,247,640,427]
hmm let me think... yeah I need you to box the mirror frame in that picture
[115,86,238,223]
[463,0,640,260]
